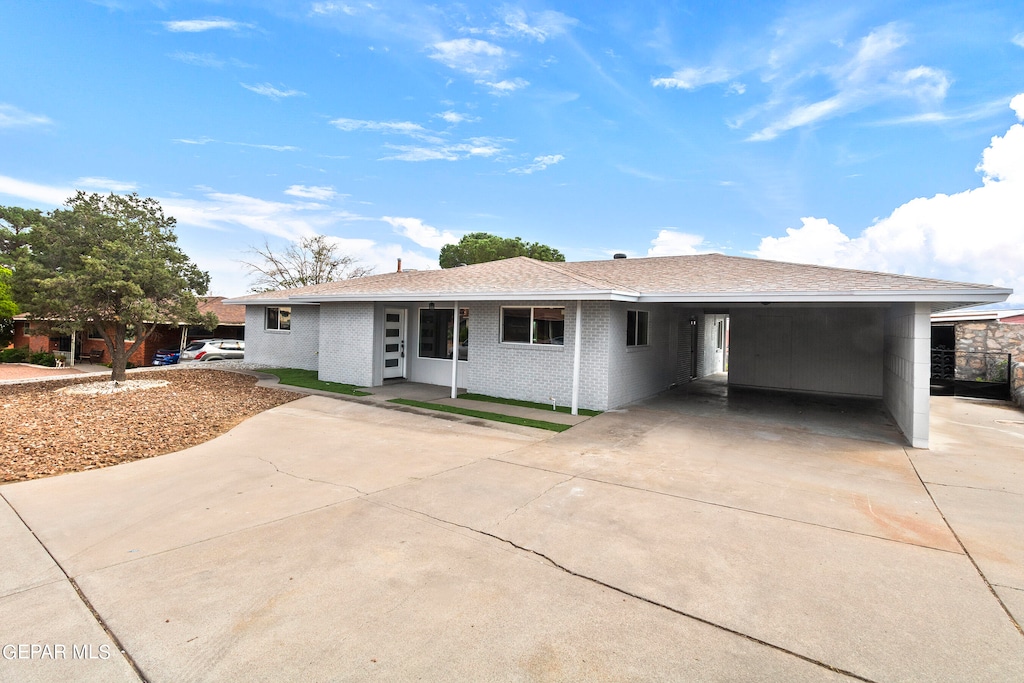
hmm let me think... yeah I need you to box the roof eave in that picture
[286,289,639,303]
[637,289,1012,304]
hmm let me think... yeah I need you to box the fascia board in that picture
[637,289,1012,304]
[286,290,639,303]
[223,299,319,306]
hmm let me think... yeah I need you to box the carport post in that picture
[571,299,582,416]
[451,300,459,399]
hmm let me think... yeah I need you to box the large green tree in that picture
[6,192,216,381]
[438,232,565,269]
[0,267,16,347]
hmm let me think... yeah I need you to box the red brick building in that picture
[8,297,245,366]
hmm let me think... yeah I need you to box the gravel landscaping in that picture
[1,368,300,483]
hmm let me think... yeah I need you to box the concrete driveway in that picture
[1,386,1023,682]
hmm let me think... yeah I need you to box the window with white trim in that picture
[501,306,564,345]
[626,310,649,347]
[266,306,291,331]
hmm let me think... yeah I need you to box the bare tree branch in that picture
[239,235,373,292]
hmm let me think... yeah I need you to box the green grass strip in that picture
[261,368,371,396]
[387,398,572,432]
[458,392,602,416]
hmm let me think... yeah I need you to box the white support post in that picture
[571,299,582,416]
[69,330,76,367]
[451,300,460,399]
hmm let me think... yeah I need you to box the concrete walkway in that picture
[1,387,1022,681]
[363,380,590,427]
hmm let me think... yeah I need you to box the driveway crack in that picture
[924,481,1024,497]
[255,456,368,495]
[493,474,575,527]
[379,500,877,683]
[0,491,148,682]
[903,447,1024,638]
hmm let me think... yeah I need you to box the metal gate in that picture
[931,350,1012,400]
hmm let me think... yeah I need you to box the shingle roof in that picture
[198,296,245,325]
[225,253,1010,306]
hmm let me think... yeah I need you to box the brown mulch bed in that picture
[1,369,300,483]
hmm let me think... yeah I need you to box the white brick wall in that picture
[318,302,376,387]
[243,305,320,370]
[465,300,611,411]
[884,302,931,448]
[606,303,675,407]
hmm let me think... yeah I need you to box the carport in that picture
[659,301,939,448]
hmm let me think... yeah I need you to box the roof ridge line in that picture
[528,257,637,293]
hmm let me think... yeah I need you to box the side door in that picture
[383,309,406,379]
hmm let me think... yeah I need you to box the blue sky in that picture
[2,1,1023,301]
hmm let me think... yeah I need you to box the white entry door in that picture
[383,309,406,379]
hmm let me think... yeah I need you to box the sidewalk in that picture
[362,381,591,427]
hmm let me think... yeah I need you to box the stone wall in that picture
[956,321,1024,359]
[955,320,1023,382]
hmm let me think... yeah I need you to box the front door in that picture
[383,309,406,379]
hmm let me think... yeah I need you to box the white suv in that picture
[180,339,245,362]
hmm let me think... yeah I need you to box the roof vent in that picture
[613,253,627,259]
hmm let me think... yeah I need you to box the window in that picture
[419,308,468,360]
[266,306,291,331]
[626,310,649,347]
[501,307,564,345]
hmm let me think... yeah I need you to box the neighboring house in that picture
[10,296,245,366]
[225,254,1010,448]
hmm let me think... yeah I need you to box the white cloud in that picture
[652,66,736,90]
[429,38,505,76]
[173,137,299,152]
[164,17,250,32]
[0,103,53,128]
[476,77,529,95]
[754,95,1024,302]
[329,118,427,135]
[75,177,138,192]
[168,52,224,68]
[510,154,564,175]
[0,175,73,206]
[380,137,506,162]
[747,23,951,141]
[241,83,305,99]
[437,110,479,124]
[311,2,360,15]
[0,174,443,295]
[284,185,336,200]
[499,8,577,42]
[381,216,459,250]
[647,230,707,256]
[1014,32,1024,48]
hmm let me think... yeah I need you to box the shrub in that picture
[0,346,31,363]
[30,351,57,367]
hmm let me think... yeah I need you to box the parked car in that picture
[179,339,245,362]
[151,348,181,366]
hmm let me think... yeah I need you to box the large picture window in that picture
[501,307,564,345]
[266,306,291,331]
[419,308,468,360]
[626,310,649,347]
